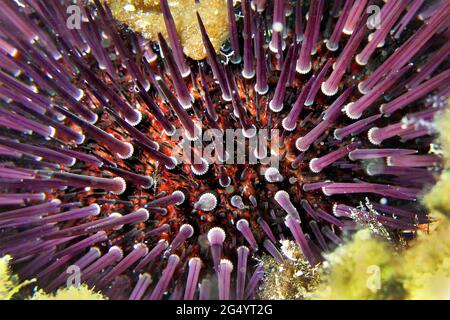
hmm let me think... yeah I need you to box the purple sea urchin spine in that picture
[322,12,368,96]
[236,219,258,251]
[236,246,249,300]
[227,0,241,64]
[254,17,269,95]
[356,0,408,65]
[326,0,353,51]
[81,246,123,283]
[149,254,180,300]
[282,75,314,131]
[343,0,368,35]
[322,183,419,201]
[184,257,202,300]
[381,69,450,115]
[159,0,190,77]
[309,142,359,173]
[98,243,148,289]
[196,13,231,101]
[158,34,192,109]
[295,0,304,42]
[284,215,315,265]
[274,190,301,221]
[165,224,194,255]
[242,0,255,79]
[359,1,450,93]
[207,227,226,271]
[135,240,169,272]
[296,0,324,74]
[334,114,381,140]
[218,259,233,300]
[129,273,152,300]
[392,0,425,39]
[269,44,295,112]
[263,239,284,263]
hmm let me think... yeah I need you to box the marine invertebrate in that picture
[0,0,448,300]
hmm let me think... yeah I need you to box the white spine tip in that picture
[295,137,309,152]
[207,227,226,244]
[272,22,284,32]
[243,126,257,138]
[126,110,143,126]
[255,84,269,95]
[219,259,234,272]
[88,113,99,125]
[173,190,185,205]
[180,224,194,238]
[368,127,382,145]
[344,103,362,120]
[49,126,56,138]
[242,69,256,80]
[268,40,286,53]
[355,54,367,66]
[265,167,283,183]
[274,190,289,203]
[91,203,101,215]
[195,192,218,212]
[112,177,127,195]
[236,219,249,231]
[222,93,232,102]
[321,186,332,196]
[282,117,296,131]
[117,142,134,159]
[333,129,343,141]
[219,176,231,188]
[309,158,322,173]
[109,246,124,259]
[165,157,178,170]
[343,28,353,35]
[164,125,177,137]
[269,100,283,112]
[358,82,369,94]
[188,257,202,267]
[185,125,201,142]
[191,158,209,176]
[180,99,193,110]
[68,157,77,167]
[75,134,86,145]
[321,82,338,96]
[326,41,339,51]
[296,62,312,74]
[141,176,154,189]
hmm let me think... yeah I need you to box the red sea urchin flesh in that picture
[0,0,449,300]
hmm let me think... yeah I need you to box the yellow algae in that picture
[31,285,106,300]
[0,255,35,300]
[311,229,403,300]
[399,218,450,300]
[105,0,229,60]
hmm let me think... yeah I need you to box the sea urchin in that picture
[0,0,449,300]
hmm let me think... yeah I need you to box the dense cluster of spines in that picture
[0,0,448,300]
